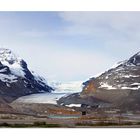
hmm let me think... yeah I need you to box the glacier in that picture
[15,81,84,104]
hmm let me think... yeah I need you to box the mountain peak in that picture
[82,51,140,92]
[0,48,26,78]
[0,48,22,65]
[0,48,53,100]
[127,51,140,66]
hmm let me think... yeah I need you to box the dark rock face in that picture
[20,60,34,80]
[128,52,140,66]
[0,48,53,102]
[0,62,10,74]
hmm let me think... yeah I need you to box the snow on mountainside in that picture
[0,48,25,78]
[83,51,140,91]
[58,51,140,110]
[0,48,53,101]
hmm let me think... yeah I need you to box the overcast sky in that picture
[0,12,140,82]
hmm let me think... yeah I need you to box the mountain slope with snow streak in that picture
[57,52,140,110]
[83,51,140,91]
[0,48,53,101]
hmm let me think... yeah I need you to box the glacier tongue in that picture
[14,81,83,105]
[15,92,67,104]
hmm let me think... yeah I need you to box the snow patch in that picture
[99,82,117,90]
[8,63,25,78]
[0,48,25,78]
[131,83,140,86]
[0,68,8,73]
[123,75,139,78]
[121,83,140,90]
[121,87,140,90]
[65,104,81,107]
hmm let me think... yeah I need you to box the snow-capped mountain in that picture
[0,48,53,101]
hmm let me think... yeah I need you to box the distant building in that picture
[82,111,86,116]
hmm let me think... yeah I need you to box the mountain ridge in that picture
[58,51,140,111]
[0,48,53,102]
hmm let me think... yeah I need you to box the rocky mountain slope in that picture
[83,51,140,91]
[58,51,140,111]
[0,48,53,102]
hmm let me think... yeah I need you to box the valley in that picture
[0,48,140,127]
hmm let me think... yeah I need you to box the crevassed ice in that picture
[50,81,83,93]
[15,92,71,104]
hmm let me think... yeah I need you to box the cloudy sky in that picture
[0,12,140,82]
